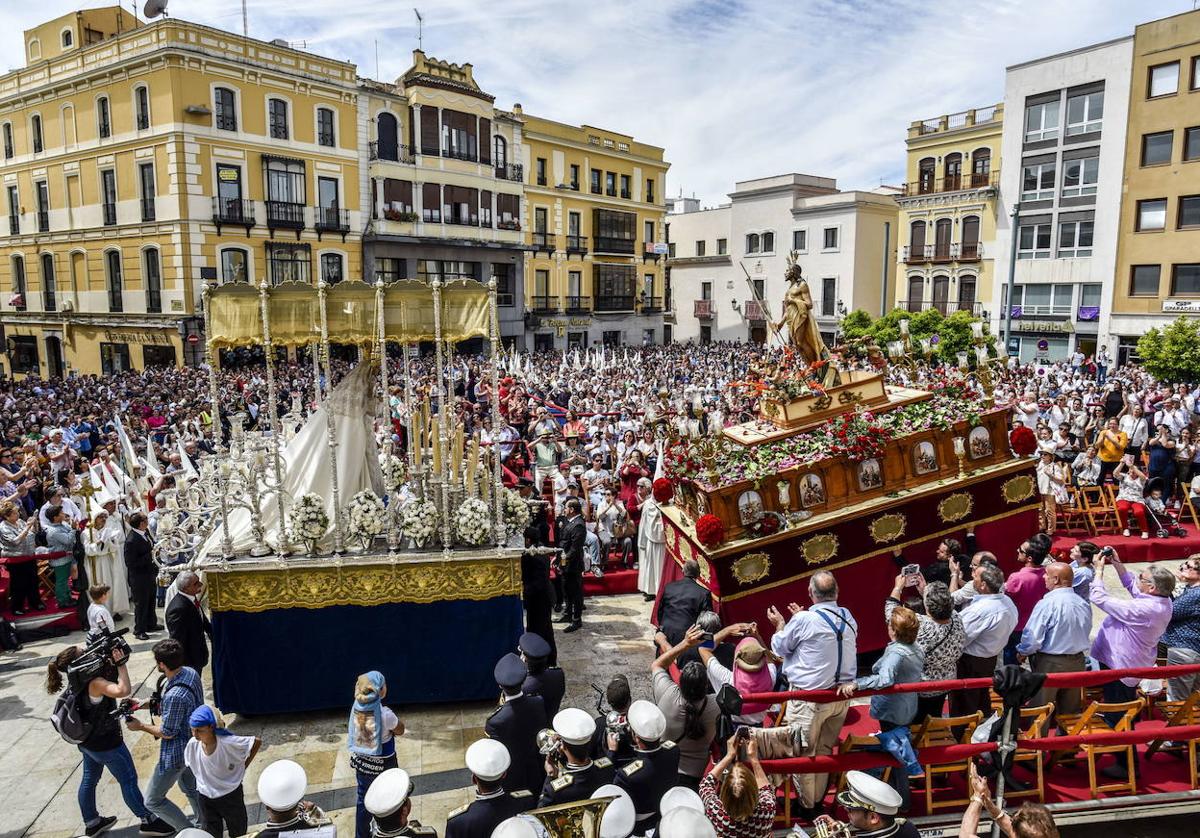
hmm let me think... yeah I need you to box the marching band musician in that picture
[254,760,336,838]
[518,632,565,717]
[485,654,548,797]
[363,768,435,837]
[614,701,678,836]
[812,770,919,838]
[537,708,613,807]
[445,740,534,838]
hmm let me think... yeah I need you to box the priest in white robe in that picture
[637,479,665,600]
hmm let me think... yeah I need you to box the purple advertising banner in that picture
[1010,305,1023,319]
[1077,306,1100,321]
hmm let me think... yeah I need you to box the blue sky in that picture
[2,1,1190,203]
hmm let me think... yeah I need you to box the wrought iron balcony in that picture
[565,295,591,314]
[593,236,636,255]
[37,211,49,233]
[495,163,524,182]
[141,199,156,223]
[532,232,556,252]
[903,242,983,263]
[565,235,588,254]
[212,197,256,229]
[102,203,117,226]
[443,147,478,163]
[530,295,560,314]
[744,300,767,322]
[368,141,416,163]
[901,170,1000,197]
[694,299,714,319]
[266,200,305,230]
[640,295,663,314]
[315,206,350,236]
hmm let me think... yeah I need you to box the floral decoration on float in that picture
[290,492,330,554]
[346,490,387,550]
[695,513,727,548]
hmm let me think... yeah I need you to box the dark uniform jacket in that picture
[537,758,613,808]
[165,593,211,671]
[444,789,534,838]
[655,578,713,646]
[613,742,680,834]
[558,515,586,572]
[371,820,436,837]
[483,694,548,797]
[522,667,565,718]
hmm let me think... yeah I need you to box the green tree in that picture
[840,309,874,340]
[838,306,989,363]
[1137,318,1200,384]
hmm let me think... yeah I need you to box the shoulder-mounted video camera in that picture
[66,627,131,693]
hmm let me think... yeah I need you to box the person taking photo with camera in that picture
[45,637,173,837]
[126,638,205,831]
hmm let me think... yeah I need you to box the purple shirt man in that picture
[1090,558,1174,687]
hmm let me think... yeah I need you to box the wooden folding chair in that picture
[1145,691,1200,789]
[910,712,982,813]
[1181,494,1200,530]
[1048,699,1144,798]
[1057,486,1090,535]
[1079,485,1119,534]
[1007,703,1055,803]
[835,734,892,793]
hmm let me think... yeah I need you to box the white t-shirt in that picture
[87,603,115,634]
[185,733,257,798]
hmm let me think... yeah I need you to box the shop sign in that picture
[1163,299,1200,314]
[542,317,591,337]
[1010,319,1073,334]
[101,330,173,345]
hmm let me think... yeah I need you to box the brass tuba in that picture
[525,796,613,838]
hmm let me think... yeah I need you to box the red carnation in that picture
[652,478,674,504]
[1009,425,1037,456]
[695,514,727,548]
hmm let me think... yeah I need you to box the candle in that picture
[957,351,969,370]
[431,417,442,476]
[466,434,480,489]
[953,436,965,457]
[453,425,465,479]
[899,318,910,337]
[975,345,989,365]
[971,321,984,340]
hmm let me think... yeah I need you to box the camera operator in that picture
[126,638,205,831]
[45,639,173,836]
[590,674,635,768]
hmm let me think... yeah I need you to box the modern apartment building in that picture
[894,105,1002,320]
[1108,10,1200,364]
[520,113,669,350]
[668,174,898,345]
[360,51,527,347]
[991,37,1133,363]
[0,8,364,376]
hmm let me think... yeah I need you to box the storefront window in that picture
[143,345,177,367]
[100,342,132,376]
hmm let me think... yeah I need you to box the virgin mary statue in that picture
[198,362,384,559]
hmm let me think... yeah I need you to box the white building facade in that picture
[991,37,1133,363]
[668,174,898,344]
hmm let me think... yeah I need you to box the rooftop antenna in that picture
[413,8,423,50]
[142,0,168,20]
[242,0,248,37]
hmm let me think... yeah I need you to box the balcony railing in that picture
[744,300,767,322]
[532,232,556,251]
[141,199,156,223]
[495,163,524,182]
[694,299,714,319]
[315,206,350,233]
[595,296,635,313]
[566,235,587,253]
[212,197,256,227]
[531,295,560,314]
[368,141,416,163]
[37,210,49,233]
[443,147,478,163]
[102,203,117,226]
[898,300,983,316]
[903,242,985,263]
[8,215,18,235]
[640,295,663,314]
[593,236,636,255]
[266,200,305,229]
[901,170,1000,196]
[565,295,591,314]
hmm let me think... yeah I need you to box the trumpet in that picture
[537,728,566,771]
[810,818,853,838]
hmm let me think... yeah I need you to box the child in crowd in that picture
[184,705,261,838]
[86,584,115,634]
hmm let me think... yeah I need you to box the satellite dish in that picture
[143,0,169,19]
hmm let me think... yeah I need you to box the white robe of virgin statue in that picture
[198,364,384,559]
[85,519,130,616]
[637,498,665,597]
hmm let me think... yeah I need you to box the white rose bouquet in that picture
[500,488,531,540]
[400,498,439,548]
[290,492,329,553]
[379,454,406,492]
[347,489,387,549]
[454,497,492,546]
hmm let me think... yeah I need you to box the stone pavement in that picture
[0,592,656,838]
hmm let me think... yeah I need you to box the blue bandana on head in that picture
[347,671,386,756]
[189,704,232,737]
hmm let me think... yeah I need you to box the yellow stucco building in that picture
[1108,9,1200,347]
[1,8,362,376]
[894,105,1003,320]
[519,113,670,349]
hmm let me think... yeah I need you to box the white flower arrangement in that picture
[290,492,329,551]
[346,489,387,548]
[500,488,531,540]
[379,454,406,492]
[400,498,440,548]
[454,497,493,546]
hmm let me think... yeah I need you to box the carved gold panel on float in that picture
[678,538,695,566]
[731,552,771,585]
[697,559,712,583]
[868,513,907,544]
[206,557,520,613]
[1001,475,1036,504]
[801,533,839,566]
[937,492,974,523]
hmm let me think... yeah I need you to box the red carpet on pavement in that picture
[1051,524,1200,564]
[583,567,639,596]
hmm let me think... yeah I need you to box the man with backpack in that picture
[126,639,205,831]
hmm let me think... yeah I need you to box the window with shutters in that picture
[317,108,335,147]
[268,98,289,139]
[144,248,162,312]
[441,109,477,161]
[422,183,441,223]
[419,107,439,155]
[444,185,479,226]
[382,179,413,216]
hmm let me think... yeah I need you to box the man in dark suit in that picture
[484,653,548,798]
[165,570,211,675]
[520,520,557,665]
[124,512,158,640]
[654,560,713,663]
[555,498,586,633]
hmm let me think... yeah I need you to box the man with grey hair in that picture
[952,563,1017,716]
[766,571,858,817]
[165,569,211,675]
